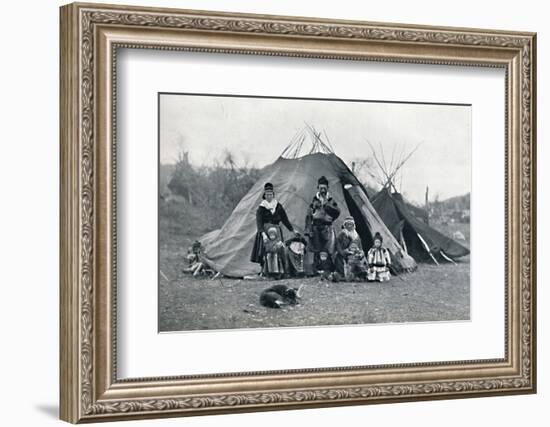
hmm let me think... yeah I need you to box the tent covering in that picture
[371,188,470,262]
[199,153,417,277]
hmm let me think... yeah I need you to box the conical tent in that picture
[371,188,470,262]
[199,151,417,278]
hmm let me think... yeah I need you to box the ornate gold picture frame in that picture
[60,2,536,423]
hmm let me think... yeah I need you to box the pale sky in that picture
[159,94,471,204]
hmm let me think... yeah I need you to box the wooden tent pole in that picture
[417,232,439,266]
[382,143,422,189]
[366,140,393,185]
[440,250,457,265]
[400,228,408,254]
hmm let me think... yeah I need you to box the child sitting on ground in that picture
[183,240,205,276]
[345,242,368,281]
[317,251,334,280]
[366,232,392,282]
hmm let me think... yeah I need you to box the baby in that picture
[286,234,308,277]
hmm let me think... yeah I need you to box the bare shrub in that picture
[167,149,261,229]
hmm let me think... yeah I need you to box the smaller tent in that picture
[371,188,470,263]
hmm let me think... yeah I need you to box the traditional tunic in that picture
[367,247,392,282]
[250,201,294,270]
[304,192,341,272]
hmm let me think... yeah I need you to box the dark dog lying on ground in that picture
[259,284,304,309]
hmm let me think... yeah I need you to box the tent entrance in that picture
[343,185,374,250]
[401,221,430,262]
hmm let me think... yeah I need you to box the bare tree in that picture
[350,156,381,189]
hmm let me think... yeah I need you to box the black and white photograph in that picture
[158,93,471,332]
[2,0,542,424]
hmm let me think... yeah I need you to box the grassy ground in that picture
[159,261,470,332]
[159,199,470,332]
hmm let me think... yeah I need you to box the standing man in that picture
[305,176,341,273]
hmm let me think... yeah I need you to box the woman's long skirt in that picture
[250,223,285,265]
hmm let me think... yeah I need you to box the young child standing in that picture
[263,226,286,279]
[367,232,392,282]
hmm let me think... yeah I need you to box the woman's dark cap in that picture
[317,176,329,186]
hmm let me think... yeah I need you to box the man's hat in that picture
[317,176,329,186]
[264,182,274,192]
[343,216,355,225]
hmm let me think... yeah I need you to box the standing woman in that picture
[250,182,295,276]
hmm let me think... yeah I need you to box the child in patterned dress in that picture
[366,232,392,282]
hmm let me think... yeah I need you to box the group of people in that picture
[250,177,392,282]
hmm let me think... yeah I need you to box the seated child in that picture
[366,232,392,282]
[183,240,203,274]
[345,242,368,281]
[334,216,364,281]
[263,226,286,279]
[317,251,334,280]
